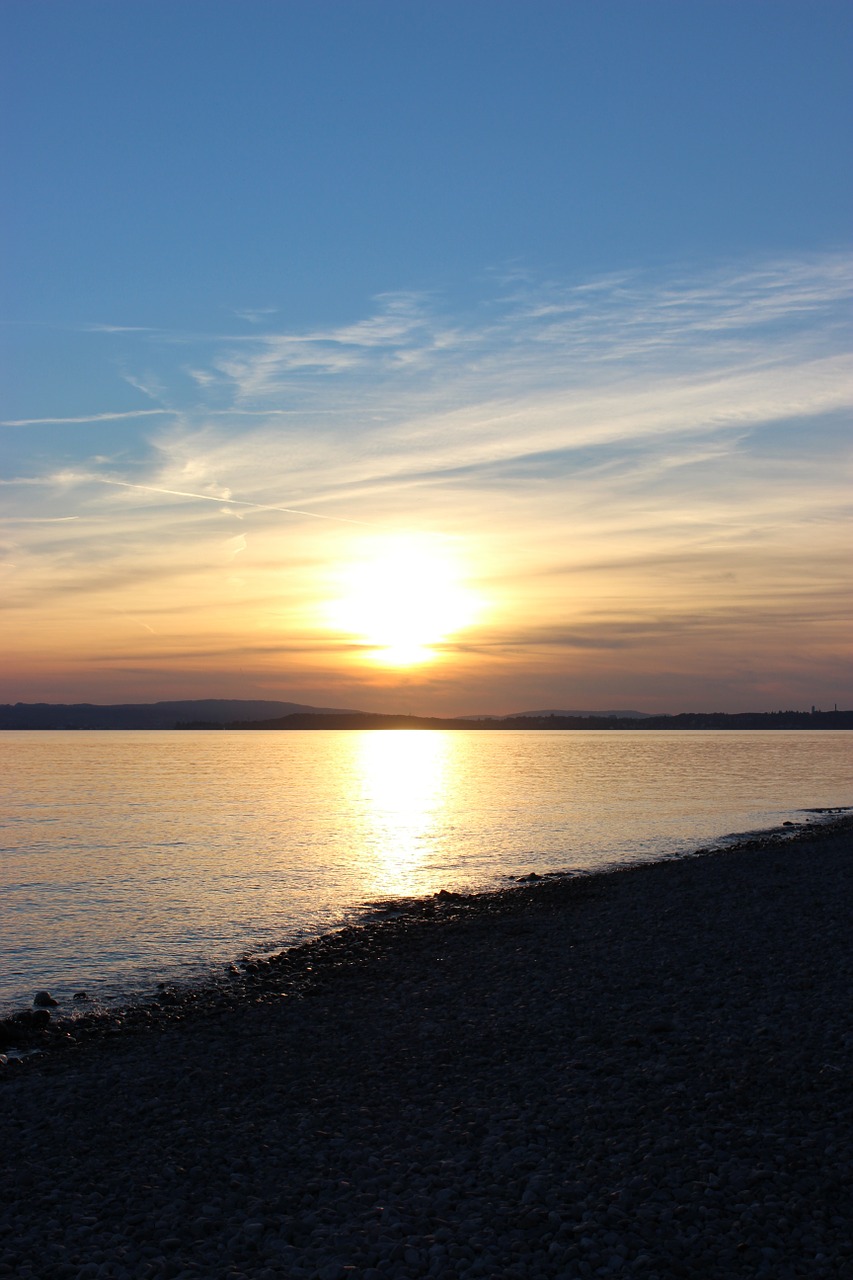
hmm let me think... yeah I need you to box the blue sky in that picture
[2,1,851,711]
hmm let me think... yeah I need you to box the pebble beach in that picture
[1,814,852,1280]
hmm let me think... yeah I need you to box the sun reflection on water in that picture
[354,730,449,896]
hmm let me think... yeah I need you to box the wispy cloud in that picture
[2,409,175,427]
[211,292,451,398]
[119,370,168,402]
[83,323,158,334]
[234,306,279,324]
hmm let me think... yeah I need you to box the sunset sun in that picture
[327,535,481,667]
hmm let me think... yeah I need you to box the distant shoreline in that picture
[2,701,851,731]
[221,709,853,732]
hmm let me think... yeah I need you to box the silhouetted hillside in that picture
[229,712,479,731]
[0,699,356,730]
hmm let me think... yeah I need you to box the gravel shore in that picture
[2,815,852,1280]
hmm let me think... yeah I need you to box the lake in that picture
[1,729,850,1013]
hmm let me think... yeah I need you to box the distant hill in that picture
[0,699,357,730]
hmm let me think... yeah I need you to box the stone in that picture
[33,991,58,1007]
[318,1265,345,1280]
[13,1007,51,1029]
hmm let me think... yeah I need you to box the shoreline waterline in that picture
[3,807,851,1061]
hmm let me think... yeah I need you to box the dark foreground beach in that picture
[2,816,852,1280]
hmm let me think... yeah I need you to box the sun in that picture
[327,534,481,667]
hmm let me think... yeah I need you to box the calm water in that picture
[1,730,850,1013]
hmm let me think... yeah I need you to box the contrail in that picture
[2,409,173,426]
[0,515,80,524]
[97,477,372,525]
